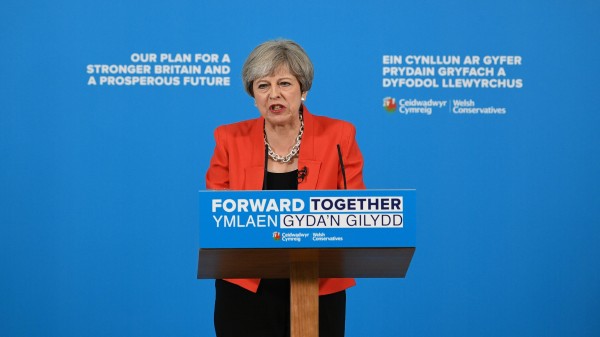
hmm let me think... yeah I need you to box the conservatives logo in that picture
[272,232,281,241]
[383,97,397,112]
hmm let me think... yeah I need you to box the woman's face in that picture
[253,66,306,128]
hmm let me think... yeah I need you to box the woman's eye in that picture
[257,83,268,89]
[280,82,291,87]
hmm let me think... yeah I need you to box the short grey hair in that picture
[242,39,314,97]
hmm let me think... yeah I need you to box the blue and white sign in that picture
[199,189,416,248]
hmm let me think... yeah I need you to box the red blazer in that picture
[206,107,366,295]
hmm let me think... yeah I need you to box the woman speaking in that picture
[206,39,366,337]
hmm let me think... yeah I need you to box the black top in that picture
[264,170,298,190]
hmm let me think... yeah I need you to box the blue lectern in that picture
[197,189,416,337]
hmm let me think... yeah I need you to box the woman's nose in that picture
[269,86,281,99]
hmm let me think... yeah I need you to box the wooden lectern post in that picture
[290,261,319,337]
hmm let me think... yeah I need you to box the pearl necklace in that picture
[264,113,304,163]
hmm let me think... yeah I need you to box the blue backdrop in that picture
[1,1,599,336]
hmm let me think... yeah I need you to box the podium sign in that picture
[198,189,415,249]
[198,189,415,279]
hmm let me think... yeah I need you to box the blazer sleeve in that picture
[206,126,230,190]
[339,122,366,190]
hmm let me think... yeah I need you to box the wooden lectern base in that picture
[198,247,415,337]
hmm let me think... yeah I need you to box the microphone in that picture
[298,166,308,184]
[337,144,347,190]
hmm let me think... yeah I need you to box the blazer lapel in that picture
[244,166,264,190]
[298,108,322,190]
[244,117,267,190]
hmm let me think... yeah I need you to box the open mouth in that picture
[269,104,285,113]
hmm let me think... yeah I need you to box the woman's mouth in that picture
[269,104,285,113]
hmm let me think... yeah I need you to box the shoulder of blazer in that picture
[216,109,353,144]
[303,109,357,149]
[216,116,265,164]
[216,116,263,139]
[213,116,265,190]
